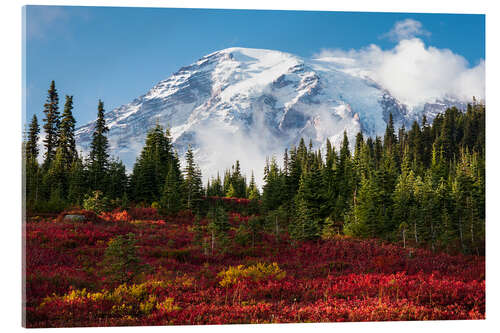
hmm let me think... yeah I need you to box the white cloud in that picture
[26,6,90,40]
[193,103,284,188]
[313,38,485,107]
[382,18,431,42]
[26,6,69,39]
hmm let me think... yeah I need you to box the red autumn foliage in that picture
[99,209,132,222]
[128,207,160,220]
[24,211,485,328]
[206,196,253,205]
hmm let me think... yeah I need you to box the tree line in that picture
[23,81,258,215]
[259,102,485,255]
[23,81,485,254]
[25,81,128,212]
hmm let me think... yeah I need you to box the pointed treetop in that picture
[26,114,40,160]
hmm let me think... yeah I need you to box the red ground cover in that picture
[24,210,485,327]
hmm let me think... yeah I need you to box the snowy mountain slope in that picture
[75,47,466,185]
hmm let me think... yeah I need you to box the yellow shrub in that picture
[218,262,286,287]
[115,282,148,301]
[175,274,194,288]
[40,280,176,317]
[111,303,133,316]
[156,297,180,313]
[139,295,158,315]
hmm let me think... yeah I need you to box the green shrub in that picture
[100,233,144,284]
[83,190,110,214]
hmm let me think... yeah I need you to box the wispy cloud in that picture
[26,6,90,40]
[313,32,484,107]
[381,19,431,42]
[26,6,68,39]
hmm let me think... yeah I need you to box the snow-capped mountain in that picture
[74,47,466,184]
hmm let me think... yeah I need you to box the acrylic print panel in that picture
[22,4,485,328]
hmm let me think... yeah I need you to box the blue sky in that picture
[24,6,485,126]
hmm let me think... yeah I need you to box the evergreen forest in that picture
[24,81,485,255]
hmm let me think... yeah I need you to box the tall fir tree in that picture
[26,114,40,161]
[45,147,68,207]
[129,124,175,203]
[207,172,224,197]
[335,130,353,220]
[67,157,87,205]
[287,146,302,203]
[42,80,60,168]
[262,157,283,211]
[58,95,78,169]
[25,114,42,206]
[107,158,128,201]
[89,100,110,193]
[207,205,230,254]
[161,163,183,215]
[183,145,203,212]
[227,160,247,198]
[292,163,323,240]
[247,171,261,200]
[321,139,337,218]
[384,113,397,151]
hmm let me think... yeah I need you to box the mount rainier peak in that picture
[75,47,466,184]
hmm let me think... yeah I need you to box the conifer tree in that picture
[408,120,423,171]
[430,143,448,184]
[262,157,283,211]
[321,141,337,218]
[420,114,433,168]
[289,197,315,241]
[374,136,383,168]
[352,132,365,207]
[58,95,77,169]
[42,80,60,168]
[435,178,453,251]
[45,147,68,208]
[290,163,323,241]
[129,124,174,203]
[89,100,109,193]
[26,114,40,161]
[451,149,483,253]
[161,163,183,215]
[353,174,383,238]
[222,169,232,195]
[247,171,261,200]
[183,145,203,212]
[25,114,42,206]
[226,183,236,198]
[207,205,230,254]
[227,160,246,198]
[354,132,364,161]
[107,159,128,201]
[335,131,353,219]
[67,157,86,205]
[384,113,397,151]
[287,146,302,202]
[25,158,41,207]
[417,172,439,250]
[207,172,224,197]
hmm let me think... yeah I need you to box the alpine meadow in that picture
[22,6,485,328]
